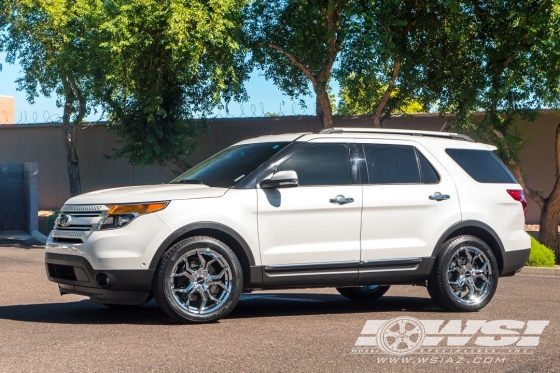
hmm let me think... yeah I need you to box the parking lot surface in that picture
[1,245,559,373]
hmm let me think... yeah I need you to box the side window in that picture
[363,144,421,184]
[417,150,440,184]
[277,143,351,186]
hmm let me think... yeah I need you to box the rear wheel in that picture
[428,235,498,311]
[153,236,243,323]
[336,285,390,301]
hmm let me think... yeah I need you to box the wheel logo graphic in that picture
[376,317,425,355]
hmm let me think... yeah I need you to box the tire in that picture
[153,236,243,323]
[336,285,390,301]
[427,235,498,312]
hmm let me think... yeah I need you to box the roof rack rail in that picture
[313,127,476,143]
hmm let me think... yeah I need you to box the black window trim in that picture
[414,147,441,185]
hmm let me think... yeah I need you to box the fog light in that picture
[95,273,110,287]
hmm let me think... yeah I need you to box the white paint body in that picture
[46,130,530,274]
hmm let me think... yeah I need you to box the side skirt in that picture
[256,258,430,289]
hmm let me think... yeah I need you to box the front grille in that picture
[51,204,109,243]
[47,264,77,281]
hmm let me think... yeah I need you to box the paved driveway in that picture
[0,246,559,373]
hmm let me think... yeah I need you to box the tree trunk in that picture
[538,194,560,261]
[538,122,560,260]
[60,73,84,197]
[316,88,333,128]
[64,124,82,196]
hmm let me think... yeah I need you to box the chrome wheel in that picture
[446,246,493,305]
[168,248,232,315]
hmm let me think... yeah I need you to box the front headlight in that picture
[99,202,168,230]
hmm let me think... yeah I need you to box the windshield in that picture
[171,142,290,187]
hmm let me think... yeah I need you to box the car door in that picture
[357,140,462,284]
[257,140,362,287]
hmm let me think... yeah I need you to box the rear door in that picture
[358,140,461,280]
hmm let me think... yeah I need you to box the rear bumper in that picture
[501,248,531,276]
[45,252,153,305]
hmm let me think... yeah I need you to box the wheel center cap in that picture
[196,277,205,284]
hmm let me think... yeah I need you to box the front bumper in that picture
[501,248,531,276]
[45,252,153,305]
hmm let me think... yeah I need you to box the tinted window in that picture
[417,150,440,184]
[172,142,289,187]
[363,144,421,184]
[278,143,351,186]
[446,149,517,183]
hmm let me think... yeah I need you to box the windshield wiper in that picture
[174,179,206,185]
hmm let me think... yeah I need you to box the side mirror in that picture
[260,170,299,189]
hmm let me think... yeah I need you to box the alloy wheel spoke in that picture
[173,282,195,294]
[208,266,229,281]
[463,247,473,265]
[196,249,206,270]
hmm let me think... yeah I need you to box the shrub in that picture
[46,209,60,233]
[526,236,556,267]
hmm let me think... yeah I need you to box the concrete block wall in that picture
[0,112,559,223]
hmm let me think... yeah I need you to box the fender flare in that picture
[426,220,505,274]
[148,222,256,270]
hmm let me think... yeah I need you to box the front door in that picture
[257,141,362,286]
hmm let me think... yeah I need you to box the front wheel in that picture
[336,285,390,301]
[427,235,498,312]
[153,236,243,323]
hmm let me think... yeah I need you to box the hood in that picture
[65,184,228,205]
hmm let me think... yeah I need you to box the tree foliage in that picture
[337,0,469,126]
[245,0,349,128]
[94,0,250,174]
[0,0,102,196]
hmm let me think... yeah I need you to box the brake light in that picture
[507,189,527,217]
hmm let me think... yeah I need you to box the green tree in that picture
[0,0,101,196]
[442,0,560,258]
[245,0,349,128]
[337,0,469,126]
[94,0,250,175]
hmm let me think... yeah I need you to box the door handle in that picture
[429,192,450,201]
[330,195,354,205]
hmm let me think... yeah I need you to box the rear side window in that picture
[363,144,420,184]
[446,149,517,183]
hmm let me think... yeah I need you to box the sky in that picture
[0,52,339,123]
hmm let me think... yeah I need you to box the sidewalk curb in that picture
[31,230,47,244]
[517,266,560,277]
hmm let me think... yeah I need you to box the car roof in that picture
[234,128,496,150]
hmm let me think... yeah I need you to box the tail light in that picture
[507,189,527,217]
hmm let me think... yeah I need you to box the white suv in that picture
[45,128,530,322]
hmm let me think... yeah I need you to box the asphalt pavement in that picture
[0,245,559,373]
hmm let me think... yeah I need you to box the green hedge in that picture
[526,236,556,267]
[46,209,60,233]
